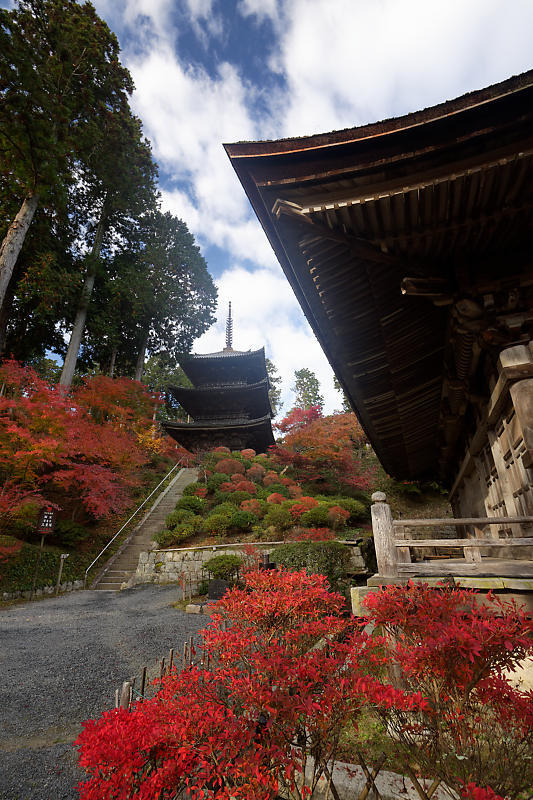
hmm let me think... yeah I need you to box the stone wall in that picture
[135,541,366,586]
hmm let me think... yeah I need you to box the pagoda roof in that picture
[179,347,269,387]
[225,70,533,482]
[163,414,275,454]
[168,379,272,419]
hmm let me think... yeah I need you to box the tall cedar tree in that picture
[0,0,133,312]
[292,367,324,411]
[59,110,158,388]
[84,210,216,381]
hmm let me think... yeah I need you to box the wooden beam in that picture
[395,537,533,547]
[392,516,533,526]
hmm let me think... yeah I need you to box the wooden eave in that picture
[178,348,268,388]
[225,71,533,480]
[169,379,273,419]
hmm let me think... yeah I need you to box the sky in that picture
[3,0,533,415]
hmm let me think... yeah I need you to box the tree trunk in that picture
[0,282,16,356]
[134,331,149,381]
[0,193,39,312]
[108,345,118,377]
[59,212,106,389]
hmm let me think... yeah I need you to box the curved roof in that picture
[168,378,272,419]
[163,414,275,454]
[179,347,268,387]
[225,70,533,481]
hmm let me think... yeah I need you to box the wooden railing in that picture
[370,491,533,578]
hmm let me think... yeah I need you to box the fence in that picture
[370,491,533,579]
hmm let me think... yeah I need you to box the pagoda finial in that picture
[225,301,233,350]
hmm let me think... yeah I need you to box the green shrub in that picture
[203,513,232,537]
[224,491,253,506]
[263,483,290,498]
[207,473,230,491]
[263,504,293,531]
[54,520,91,548]
[332,498,366,522]
[230,509,257,530]
[300,505,330,527]
[182,482,204,496]
[204,553,242,580]
[175,496,206,514]
[165,509,194,528]
[271,540,351,587]
[154,529,178,548]
[209,501,235,517]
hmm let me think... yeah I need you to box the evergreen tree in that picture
[292,367,324,411]
[265,357,282,417]
[0,0,133,312]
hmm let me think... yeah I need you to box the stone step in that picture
[91,467,198,590]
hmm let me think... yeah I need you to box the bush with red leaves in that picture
[266,493,285,505]
[213,458,245,476]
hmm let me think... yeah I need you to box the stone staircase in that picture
[92,467,199,591]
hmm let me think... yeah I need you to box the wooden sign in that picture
[37,507,57,534]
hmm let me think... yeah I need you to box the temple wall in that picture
[450,344,533,557]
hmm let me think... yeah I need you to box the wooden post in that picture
[119,681,132,709]
[140,666,147,699]
[168,648,174,672]
[55,553,69,595]
[371,492,398,577]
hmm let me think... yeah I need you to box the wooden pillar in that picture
[370,492,398,577]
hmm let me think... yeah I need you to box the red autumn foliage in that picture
[263,470,280,486]
[240,448,256,459]
[213,446,231,453]
[364,582,533,798]
[266,492,285,505]
[290,527,336,541]
[288,484,303,498]
[218,482,235,493]
[232,480,257,495]
[0,535,23,561]
[274,404,323,433]
[246,464,266,482]
[213,458,245,476]
[240,499,263,517]
[76,573,532,800]
[194,486,208,498]
[271,411,373,494]
[230,472,243,483]
[327,505,350,528]
[0,360,163,524]
[279,476,296,487]
[289,496,319,519]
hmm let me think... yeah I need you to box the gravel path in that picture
[0,585,206,800]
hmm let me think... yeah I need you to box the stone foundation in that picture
[135,541,366,586]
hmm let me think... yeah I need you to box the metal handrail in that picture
[84,461,184,587]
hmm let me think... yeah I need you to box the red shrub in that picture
[290,527,336,541]
[213,446,231,453]
[290,496,319,518]
[327,505,350,529]
[246,464,266,482]
[279,476,295,487]
[288,485,303,498]
[240,499,263,516]
[219,482,235,493]
[194,486,207,498]
[232,480,257,495]
[213,458,245,476]
[266,492,285,504]
[230,473,243,484]
[240,448,256,459]
[263,471,281,486]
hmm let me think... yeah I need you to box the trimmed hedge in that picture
[271,540,351,587]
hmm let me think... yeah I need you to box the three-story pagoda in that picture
[163,304,275,453]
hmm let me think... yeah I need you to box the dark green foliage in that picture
[165,509,194,528]
[263,504,293,531]
[203,513,232,537]
[182,482,203,497]
[223,491,253,506]
[300,505,330,527]
[292,367,324,411]
[204,554,242,581]
[264,483,290,498]
[208,502,235,517]
[265,357,282,417]
[229,510,257,531]
[326,498,366,523]
[54,520,90,548]
[271,540,351,587]
[0,542,88,591]
[154,529,176,548]
[207,473,229,492]
[175,496,205,514]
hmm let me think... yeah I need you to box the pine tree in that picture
[333,376,352,413]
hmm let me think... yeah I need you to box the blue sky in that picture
[3,0,533,414]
